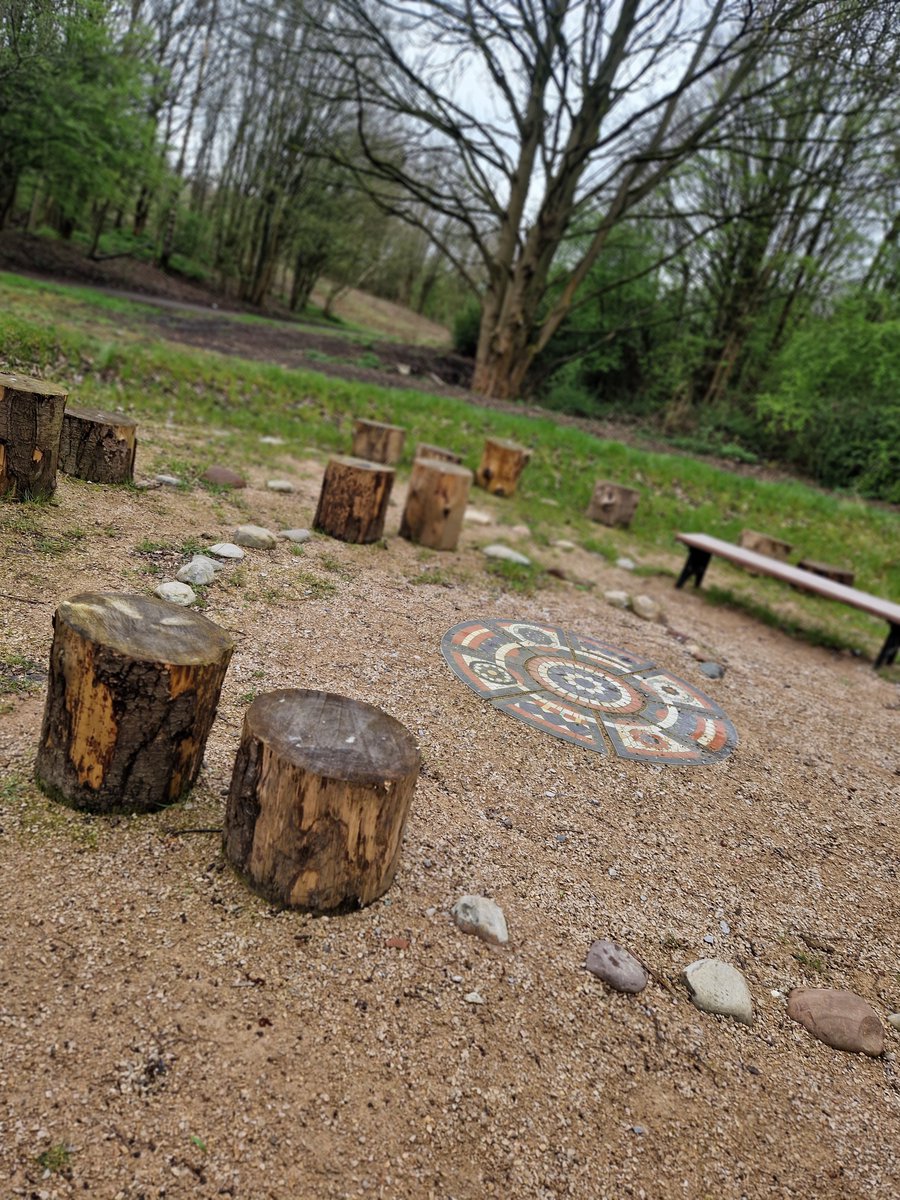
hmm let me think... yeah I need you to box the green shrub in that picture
[452,298,482,357]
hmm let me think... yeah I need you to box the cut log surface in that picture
[352,418,406,465]
[400,457,473,551]
[475,437,531,497]
[738,529,793,560]
[314,455,395,543]
[586,480,640,528]
[0,370,68,500]
[35,593,235,814]
[58,405,137,484]
[414,442,462,465]
[225,689,421,911]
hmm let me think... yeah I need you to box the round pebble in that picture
[585,939,648,994]
[233,525,277,549]
[207,542,246,560]
[683,958,753,1024]
[154,581,197,607]
[483,544,531,566]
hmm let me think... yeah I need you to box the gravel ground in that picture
[1,422,898,1200]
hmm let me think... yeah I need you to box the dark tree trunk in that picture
[0,372,68,500]
[58,406,138,484]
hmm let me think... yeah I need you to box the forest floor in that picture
[0,243,898,1200]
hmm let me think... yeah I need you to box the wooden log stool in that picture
[314,455,395,543]
[58,405,138,484]
[586,480,640,528]
[797,558,855,587]
[414,442,462,465]
[224,689,421,912]
[351,418,406,465]
[35,593,235,814]
[400,456,473,550]
[0,371,68,500]
[738,530,793,560]
[475,437,531,497]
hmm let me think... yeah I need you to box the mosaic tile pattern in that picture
[441,618,737,765]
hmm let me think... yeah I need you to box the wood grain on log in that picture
[586,480,640,528]
[351,418,406,465]
[313,455,395,543]
[400,457,473,550]
[0,371,68,500]
[35,593,234,813]
[474,437,531,497]
[224,689,420,911]
[414,442,462,464]
[58,405,137,484]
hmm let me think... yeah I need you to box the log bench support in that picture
[674,532,900,670]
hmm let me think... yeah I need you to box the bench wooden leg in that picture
[675,547,711,589]
[875,623,900,669]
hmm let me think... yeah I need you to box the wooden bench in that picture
[674,533,900,669]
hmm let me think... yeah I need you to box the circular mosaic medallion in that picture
[441,618,737,765]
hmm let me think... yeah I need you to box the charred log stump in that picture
[58,405,137,484]
[586,480,640,528]
[224,689,420,911]
[0,371,68,500]
[35,593,235,814]
[414,442,462,465]
[314,455,395,543]
[351,418,406,465]
[475,437,530,497]
[400,457,473,551]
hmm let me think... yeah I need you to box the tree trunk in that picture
[58,406,137,484]
[313,455,395,543]
[399,458,472,551]
[585,480,641,528]
[351,418,406,465]
[0,371,68,500]
[224,689,420,912]
[35,593,235,814]
[475,437,531,497]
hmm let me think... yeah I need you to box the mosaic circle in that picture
[440,618,737,766]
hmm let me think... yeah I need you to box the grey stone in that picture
[631,593,662,622]
[201,465,246,488]
[552,539,577,550]
[464,508,493,525]
[787,987,884,1056]
[266,479,295,493]
[207,542,246,560]
[278,528,312,544]
[683,958,753,1024]
[154,581,197,607]
[604,589,630,609]
[155,473,182,487]
[616,557,636,570]
[451,895,509,946]
[888,1013,900,1031]
[463,991,485,1005]
[585,939,648,994]
[483,544,531,566]
[233,524,277,549]
[176,555,221,586]
[699,661,725,679]
[259,435,285,445]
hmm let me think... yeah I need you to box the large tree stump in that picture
[35,593,235,814]
[314,455,395,543]
[415,442,462,465]
[738,529,793,560]
[0,371,68,500]
[58,405,138,484]
[400,457,473,550]
[586,480,640,528]
[474,437,531,497]
[224,689,421,911]
[351,418,406,465]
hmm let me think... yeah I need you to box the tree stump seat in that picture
[797,558,855,587]
[738,530,793,560]
[400,456,473,550]
[352,418,406,465]
[586,480,640,528]
[224,689,420,912]
[475,437,531,497]
[35,593,235,813]
[58,405,138,484]
[414,442,462,464]
[0,371,68,500]
[314,455,395,543]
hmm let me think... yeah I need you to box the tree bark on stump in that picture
[314,455,395,543]
[400,457,472,550]
[414,442,462,465]
[351,418,406,464]
[224,689,421,912]
[0,371,68,500]
[738,530,793,560]
[586,480,640,528]
[58,405,138,484]
[35,593,235,814]
[474,437,531,497]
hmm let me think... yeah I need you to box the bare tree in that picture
[310,0,876,397]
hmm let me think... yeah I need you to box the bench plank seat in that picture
[674,532,900,669]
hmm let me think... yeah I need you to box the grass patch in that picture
[295,571,337,599]
[0,652,45,696]
[409,567,457,587]
[36,1144,73,1174]
[703,585,863,655]
[486,559,548,595]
